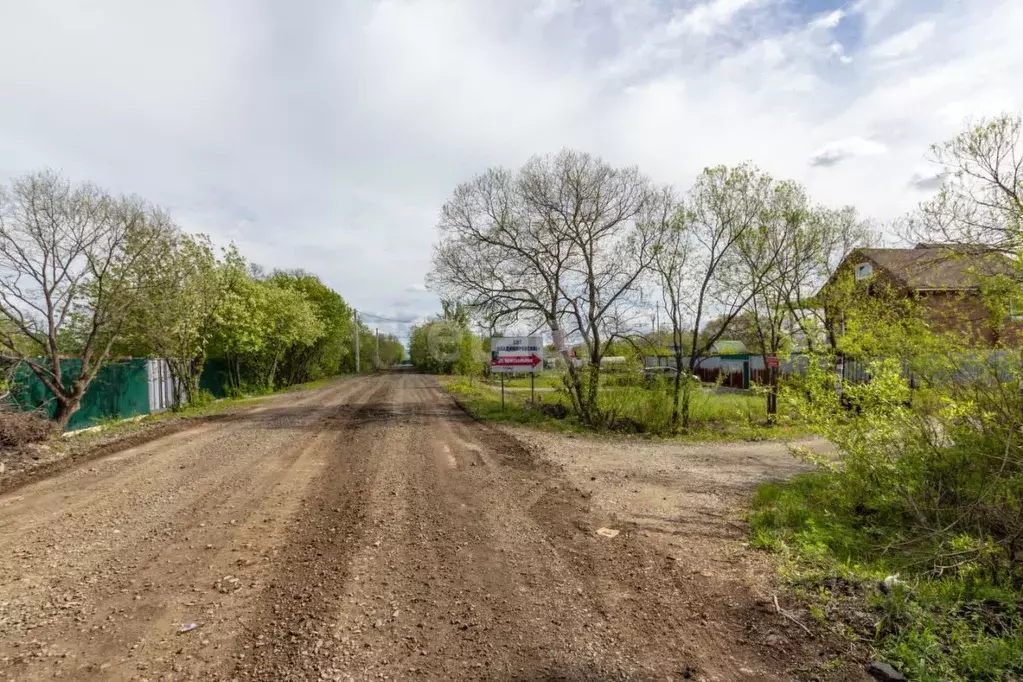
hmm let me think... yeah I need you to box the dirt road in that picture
[0,374,861,681]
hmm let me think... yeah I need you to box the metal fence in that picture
[8,358,185,431]
[146,359,180,414]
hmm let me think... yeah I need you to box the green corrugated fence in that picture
[5,357,273,432]
[8,359,151,432]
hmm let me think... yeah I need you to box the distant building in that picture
[644,340,759,389]
[823,243,1022,348]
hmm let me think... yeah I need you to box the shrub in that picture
[754,350,1023,681]
[782,355,1023,581]
[186,388,216,410]
[536,402,569,419]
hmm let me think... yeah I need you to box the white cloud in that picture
[671,0,763,36]
[830,42,854,65]
[810,10,845,30]
[0,0,1020,322]
[870,20,937,60]
[531,0,580,22]
[810,138,889,167]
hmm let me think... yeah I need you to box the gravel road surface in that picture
[0,373,861,681]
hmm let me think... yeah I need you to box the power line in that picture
[356,311,418,324]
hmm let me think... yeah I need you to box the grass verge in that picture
[72,374,351,442]
[443,376,808,441]
[749,474,1023,682]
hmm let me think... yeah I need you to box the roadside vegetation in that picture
[446,375,805,440]
[750,117,1023,681]
[0,170,402,433]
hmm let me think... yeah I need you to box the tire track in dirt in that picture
[417,378,698,680]
[275,375,697,680]
[55,378,386,680]
[227,377,396,681]
[0,377,374,680]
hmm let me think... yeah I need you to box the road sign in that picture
[766,354,779,368]
[491,336,544,374]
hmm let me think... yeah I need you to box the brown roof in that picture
[856,244,1017,291]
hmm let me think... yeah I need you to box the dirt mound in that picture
[0,410,54,448]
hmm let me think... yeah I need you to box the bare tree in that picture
[0,171,165,429]
[429,150,665,424]
[654,164,776,431]
[732,181,815,417]
[905,114,1023,255]
[650,193,690,430]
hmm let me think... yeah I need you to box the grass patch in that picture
[444,376,808,441]
[750,473,1023,682]
[444,377,589,434]
[282,374,350,393]
[483,372,564,389]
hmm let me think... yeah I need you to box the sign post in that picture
[491,337,545,411]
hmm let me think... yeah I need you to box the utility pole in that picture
[374,328,380,369]
[353,310,360,374]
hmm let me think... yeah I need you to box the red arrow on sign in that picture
[492,354,542,368]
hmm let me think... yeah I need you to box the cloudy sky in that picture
[1,0,1020,338]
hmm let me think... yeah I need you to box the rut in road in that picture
[0,373,839,681]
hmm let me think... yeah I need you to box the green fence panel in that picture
[198,358,232,398]
[9,359,151,431]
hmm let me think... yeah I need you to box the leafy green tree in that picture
[209,262,270,392]
[454,330,484,382]
[117,232,225,404]
[376,333,405,367]
[209,274,326,391]
[267,270,354,382]
[409,321,457,373]
[409,311,481,376]
[258,283,325,388]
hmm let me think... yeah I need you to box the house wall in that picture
[916,291,1022,347]
[839,253,1022,349]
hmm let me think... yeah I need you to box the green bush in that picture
[187,388,216,409]
[752,352,1023,681]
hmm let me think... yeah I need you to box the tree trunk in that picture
[681,383,692,433]
[670,363,683,432]
[767,363,779,422]
[187,354,205,404]
[268,349,282,391]
[585,360,602,426]
[229,356,241,393]
[562,360,587,419]
[52,394,82,432]
[171,362,186,408]
[681,359,698,432]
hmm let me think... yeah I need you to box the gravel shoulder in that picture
[0,373,864,681]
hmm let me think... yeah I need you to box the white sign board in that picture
[490,336,544,374]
